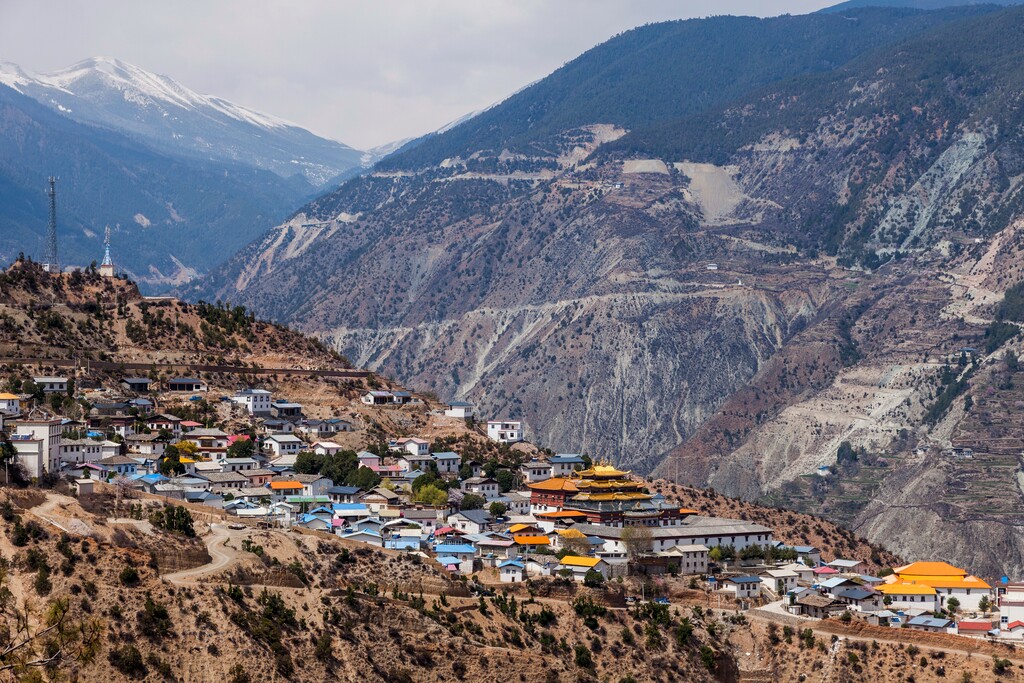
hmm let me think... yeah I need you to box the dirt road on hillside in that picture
[162,523,237,584]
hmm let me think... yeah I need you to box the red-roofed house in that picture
[1003,621,1024,640]
[957,620,995,638]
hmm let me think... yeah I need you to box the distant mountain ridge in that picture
[822,0,1024,11]
[0,57,364,186]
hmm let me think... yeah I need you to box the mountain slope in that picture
[187,5,1024,573]
[822,0,1024,11]
[380,6,994,171]
[0,83,310,290]
[0,57,364,186]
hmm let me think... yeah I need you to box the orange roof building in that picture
[885,560,993,611]
[535,510,588,519]
[894,562,967,580]
[559,556,602,568]
[269,480,303,491]
[529,477,580,512]
[528,478,579,492]
[528,463,690,526]
[892,561,991,589]
[513,535,550,546]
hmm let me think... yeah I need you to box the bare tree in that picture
[113,474,137,516]
[621,525,653,559]
[561,535,591,557]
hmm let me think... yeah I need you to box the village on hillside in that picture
[2,368,1022,648]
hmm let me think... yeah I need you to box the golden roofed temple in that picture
[569,464,649,498]
[527,460,689,524]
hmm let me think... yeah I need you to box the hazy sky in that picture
[1,1,831,149]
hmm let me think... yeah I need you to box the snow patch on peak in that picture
[37,57,297,130]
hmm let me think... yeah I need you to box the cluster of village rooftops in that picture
[3,378,1023,638]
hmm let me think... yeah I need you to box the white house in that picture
[180,428,229,456]
[1000,583,1024,631]
[361,391,392,405]
[399,453,434,473]
[499,491,531,517]
[521,459,552,484]
[200,471,249,489]
[779,561,815,585]
[720,576,762,600]
[0,392,21,415]
[98,455,138,477]
[125,433,165,457]
[33,377,68,393]
[558,556,608,582]
[397,438,430,457]
[433,543,476,574]
[827,559,866,574]
[58,438,104,465]
[659,544,709,574]
[462,476,500,500]
[447,510,491,535]
[432,451,461,475]
[498,559,526,583]
[486,420,523,444]
[10,435,45,479]
[761,569,799,595]
[289,474,332,497]
[232,388,273,416]
[220,457,258,472]
[147,414,182,438]
[264,434,305,459]
[312,441,343,457]
[14,417,62,474]
[297,419,351,439]
[549,454,585,477]
[876,583,938,612]
[390,391,414,405]
[832,586,884,612]
[444,401,474,419]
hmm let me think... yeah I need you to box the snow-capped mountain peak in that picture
[0,57,364,186]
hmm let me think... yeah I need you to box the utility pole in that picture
[45,177,59,273]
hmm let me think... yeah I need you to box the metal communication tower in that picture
[45,176,59,272]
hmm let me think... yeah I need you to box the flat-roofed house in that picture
[34,377,68,393]
[167,378,207,392]
[232,388,272,416]
[486,420,523,444]
[444,401,474,419]
[121,377,151,393]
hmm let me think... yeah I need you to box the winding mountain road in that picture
[162,523,238,584]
